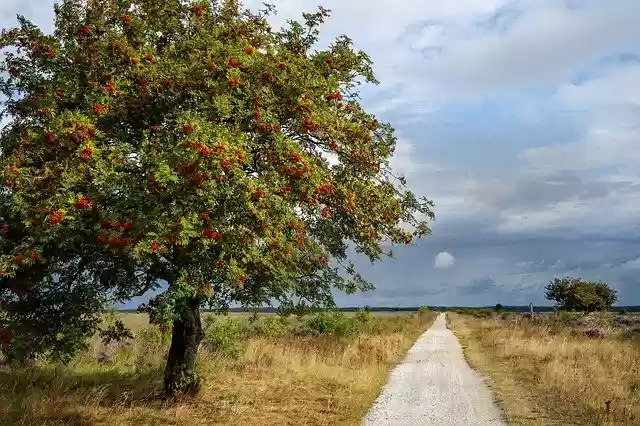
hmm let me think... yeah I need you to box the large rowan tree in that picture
[0,0,434,396]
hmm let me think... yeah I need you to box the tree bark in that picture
[163,297,204,397]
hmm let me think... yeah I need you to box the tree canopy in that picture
[0,0,434,395]
[545,277,618,313]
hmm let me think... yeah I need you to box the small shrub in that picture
[555,310,583,325]
[305,311,357,338]
[202,316,248,359]
[354,308,372,323]
[253,315,287,337]
[467,309,493,319]
[418,306,430,316]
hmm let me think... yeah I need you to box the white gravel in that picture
[363,313,507,426]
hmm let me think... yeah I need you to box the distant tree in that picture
[494,303,503,312]
[0,0,434,396]
[544,277,617,313]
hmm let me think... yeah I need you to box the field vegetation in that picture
[450,311,640,425]
[0,310,435,425]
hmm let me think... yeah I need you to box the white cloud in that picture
[434,251,455,269]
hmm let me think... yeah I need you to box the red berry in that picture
[204,227,222,240]
[80,146,94,162]
[118,221,133,231]
[182,123,195,134]
[227,57,240,69]
[243,46,254,55]
[193,4,206,17]
[200,213,209,222]
[74,197,92,210]
[92,104,107,115]
[151,241,161,253]
[50,210,64,225]
[251,189,265,200]
[121,15,132,24]
[130,57,139,65]
[1,224,7,232]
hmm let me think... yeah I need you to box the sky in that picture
[2,0,640,306]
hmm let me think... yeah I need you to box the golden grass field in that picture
[0,311,435,426]
[449,313,640,426]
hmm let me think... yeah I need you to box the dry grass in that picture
[449,313,640,426]
[0,312,435,425]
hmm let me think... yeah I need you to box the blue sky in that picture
[3,0,640,306]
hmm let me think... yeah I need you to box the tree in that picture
[494,303,502,312]
[544,277,617,313]
[0,0,434,396]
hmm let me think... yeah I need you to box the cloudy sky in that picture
[2,0,640,306]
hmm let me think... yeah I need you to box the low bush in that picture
[202,316,249,359]
[354,308,372,324]
[555,310,583,324]
[252,315,288,337]
[304,311,358,338]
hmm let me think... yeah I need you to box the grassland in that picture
[0,310,435,425]
[449,312,640,426]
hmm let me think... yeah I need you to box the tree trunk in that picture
[163,297,204,397]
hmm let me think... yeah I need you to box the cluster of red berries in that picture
[256,123,281,133]
[204,227,223,240]
[302,118,321,132]
[67,122,96,143]
[190,172,210,187]
[174,162,198,174]
[193,4,206,17]
[315,183,333,196]
[92,104,107,115]
[227,57,241,69]
[101,220,133,231]
[251,189,265,200]
[80,146,94,162]
[182,123,195,134]
[49,210,65,225]
[74,197,92,210]
[96,234,129,247]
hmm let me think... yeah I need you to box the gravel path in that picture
[363,313,507,426]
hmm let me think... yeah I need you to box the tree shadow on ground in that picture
[0,366,168,425]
